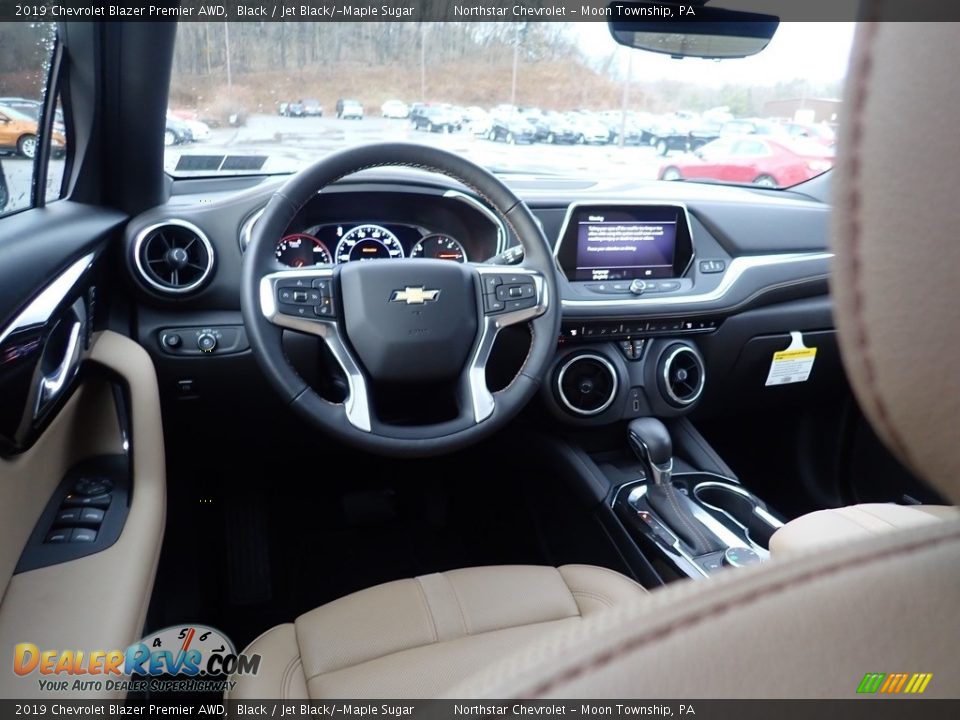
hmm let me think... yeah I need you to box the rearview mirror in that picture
[609,2,779,59]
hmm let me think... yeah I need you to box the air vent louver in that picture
[661,345,705,406]
[133,220,214,295]
[557,354,618,416]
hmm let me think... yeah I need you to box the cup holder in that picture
[692,481,783,549]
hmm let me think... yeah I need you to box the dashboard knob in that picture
[629,279,647,295]
[723,546,762,568]
[197,332,217,353]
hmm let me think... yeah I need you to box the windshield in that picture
[166,21,853,188]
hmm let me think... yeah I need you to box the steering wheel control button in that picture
[311,278,332,295]
[314,297,336,317]
[482,275,502,293]
[484,295,505,313]
[197,332,218,353]
[63,493,111,509]
[699,259,726,274]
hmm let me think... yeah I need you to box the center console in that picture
[543,202,721,424]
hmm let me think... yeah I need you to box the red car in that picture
[659,136,834,188]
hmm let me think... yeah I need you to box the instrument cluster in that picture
[275,222,469,268]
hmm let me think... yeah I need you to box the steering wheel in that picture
[240,144,560,456]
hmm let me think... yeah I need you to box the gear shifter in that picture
[627,418,722,554]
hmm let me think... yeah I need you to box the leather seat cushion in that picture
[229,564,645,699]
[770,503,959,556]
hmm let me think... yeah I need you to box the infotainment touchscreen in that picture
[555,204,694,282]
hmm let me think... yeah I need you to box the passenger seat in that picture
[770,503,959,556]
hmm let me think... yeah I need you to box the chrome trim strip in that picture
[239,207,266,253]
[0,252,96,346]
[694,480,785,532]
[258,268,372,432]
[553,200,696,282]
[132,219,215,295]
[556,352,618,417]
[661,345,706,406]
[443,189,508,256]
[561,251,833,309]
[627,484,709,579]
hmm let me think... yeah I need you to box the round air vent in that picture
[659,345,705,407]
[556,353,618,416]
[133,219,214,295]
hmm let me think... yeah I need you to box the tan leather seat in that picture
[229,564,645,699]
[770,503,960,556]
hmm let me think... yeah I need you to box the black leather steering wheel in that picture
[240,143,560,456]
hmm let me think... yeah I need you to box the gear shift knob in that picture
[628,417,673,486]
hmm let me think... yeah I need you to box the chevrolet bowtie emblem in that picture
[390,286,441,305]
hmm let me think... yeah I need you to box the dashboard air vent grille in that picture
[133,220,214,295]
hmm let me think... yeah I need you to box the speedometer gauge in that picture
[335,224,404,262]
[276,234,333,267]
[410,234,468,263]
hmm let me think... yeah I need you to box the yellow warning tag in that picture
[765,332,817,386]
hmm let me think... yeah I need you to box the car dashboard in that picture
[123,168,839,430]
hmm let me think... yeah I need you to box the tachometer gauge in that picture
[335,224,404,262]
[410,234,468,263]
[275,234,333,267]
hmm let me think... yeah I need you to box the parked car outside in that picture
[659,136,834,187]
[336,99,364,119]
[411,105,459,133]
[781,121,837,149]
[487,112,537,144]
[282,100,305,117]
[462,106,491,136]
[381,99,409,119]
[0,104,65,158]
[302,98,323,117]
[164,113,193,146]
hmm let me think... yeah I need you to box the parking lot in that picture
[163,114,669,179]
[2,114,671,214]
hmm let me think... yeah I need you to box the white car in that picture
[381,100,409,119]
[182,118,211,141]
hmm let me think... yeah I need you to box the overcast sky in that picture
[573,22,856,87]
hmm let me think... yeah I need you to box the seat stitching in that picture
[281,656,304,699]
[561,564,647,593]
[443,572,471,636]
[571,590,615,609]
[300,615,581,683]
[845,506,899,530]
[842,15,916,468]
[414,576,440,644]
[522,525,960,698]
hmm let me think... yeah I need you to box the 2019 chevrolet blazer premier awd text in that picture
[0,5,958,715]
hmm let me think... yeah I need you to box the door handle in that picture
[33,318,82,418]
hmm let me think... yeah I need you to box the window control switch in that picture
[70,528,97,543]
[63,493,111,509]
[45,528,72,544]
[79,508,105,525]
[54,507,83,525]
